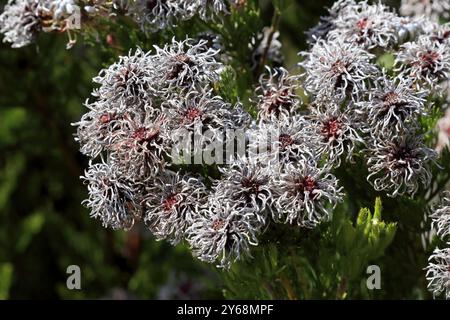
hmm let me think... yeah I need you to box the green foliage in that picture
[0,263,13,299]
[222,198,396,299]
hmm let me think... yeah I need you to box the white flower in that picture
[395,35,450,91]
[247,115,317,167]
[0,0,41,48]
[300,38,378,102]
[430,192,450,240]
[150,38,223,98]
[271,160,343,227]
[358,74,428,135]
[400,0,450,22]
[328,1,402,49]
[425,247,450,299]
[211,156,272,215]
[366,131,437,198]
[254,67,301,120]
[91,47,155,107]
[144,171,208,245]
[186,200,264,269]
[82,160,142,230]
[306,99,364,167]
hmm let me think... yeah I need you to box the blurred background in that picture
[0,0,401,299]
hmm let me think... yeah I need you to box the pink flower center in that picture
[185,107,203,122]
[163,195,178,212]
[321,117,342,141]
[382,92,400,106]
[212,219,225,231]
[132,127,159,144]
[356,18,371,30]
[99,114,112,124]
[416,50,440,70]
[279,134,294,148]
[294,176,318,196]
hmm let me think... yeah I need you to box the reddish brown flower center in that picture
[382,92,400,106]
[132,127,159,144]
[331,60,347,75]
[212,219,226,231]
[389,145,415,168]
[446,126,450,136]
[356,18,371,30]
[416,50,440,70]
[279,134,294,149]
[167,53,192,80]
[163,194,178,212]
[99,114,112,124]
[241,177,261,194]
[184,107,203,122]
[321,117,342,141]
[294,176,317,195]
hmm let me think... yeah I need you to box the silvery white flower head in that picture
[186,200,264,269]
[73,99,134,158]
[327,1,401,49]
[306,0,357,44]
[164,88,243,133]
[306,99,364,167]
[300,38,378,102]
[254,67,301,120]
[247,115,316,167]
[211,156,272,216]
[430,192,450,239]
[0,0,41,48]
[366,130,437,198]
[163,88,249,161]
[144,170,208,245]
[395,35,450,91]
[425,247,450,299]
[400,0,450,22]
[126,0,195,33]
[422,21,450,45]
[91,47,155,107]
[358,74,428,135]
[108,113,171,180]
[150,38,223,98]
[271,160,343,228]
[250,26,284,70]
[82,160,141,230]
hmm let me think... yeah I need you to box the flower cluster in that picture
[126,0,239,33]
[300,0,440,198]
[75,1,449,272]
[400,0,450,22]
[0,0,79,48]
[75,33,350,268]
[426,192,450,299]
[0,0,238,48]
[75,37,265,268]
